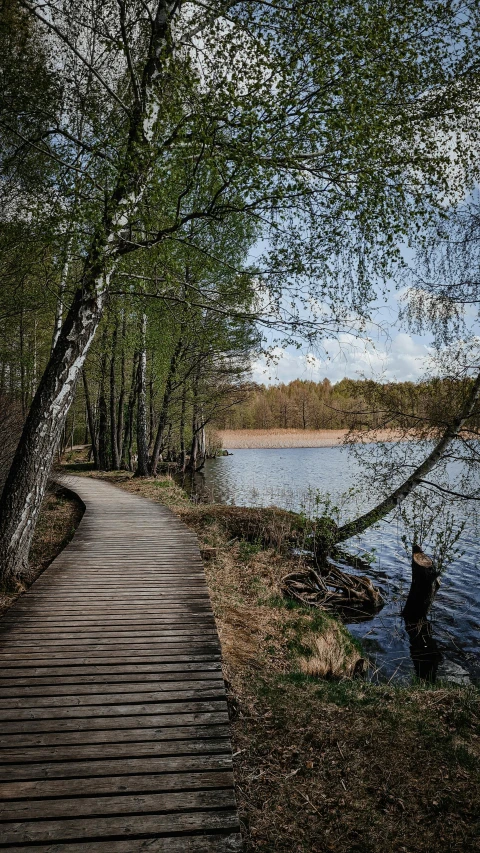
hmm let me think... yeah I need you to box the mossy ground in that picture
[63,464,480,853]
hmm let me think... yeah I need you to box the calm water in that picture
[196,447,480,684]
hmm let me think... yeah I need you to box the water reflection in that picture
[195,448,479,684]
[405,619,443,682]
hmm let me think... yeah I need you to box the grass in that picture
[63,462,480,853]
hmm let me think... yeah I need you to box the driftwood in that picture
[282,565,384,617]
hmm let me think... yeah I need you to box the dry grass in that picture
[219,428,417,448]
[232,679,480,852]
[0,485,83,615]
[64,465,480,853]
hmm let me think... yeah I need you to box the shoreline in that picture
[218,428,412,449]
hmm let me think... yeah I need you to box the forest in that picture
[217,376,480,432]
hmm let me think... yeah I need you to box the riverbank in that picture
[219,428,413,448]
[63,464,480,853]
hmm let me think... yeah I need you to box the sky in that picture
[250,329,432,386]
[249,236,435,387]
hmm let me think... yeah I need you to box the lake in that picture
[195,446,480,684]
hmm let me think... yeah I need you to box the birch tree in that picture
[0,0,184,581]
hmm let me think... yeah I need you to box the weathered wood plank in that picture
[0,769,234,800]
[0,722,230,745]
[0,809,241,845]
[0,753,233,783]
[0,653,222,667]
[2,834,244,852]
[0,788,237,821]
[0,661,223,680]
[0,687,226,708]
[0,677,224,697]
[0,705,228,724]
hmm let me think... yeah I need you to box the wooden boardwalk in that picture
[0,476,242,852]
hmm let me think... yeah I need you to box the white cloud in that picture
[251,333,431,385]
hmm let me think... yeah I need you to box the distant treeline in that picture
[216,377,477,432]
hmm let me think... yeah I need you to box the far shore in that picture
[218,428,415,449]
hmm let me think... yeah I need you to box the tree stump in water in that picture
[402,545,440,625]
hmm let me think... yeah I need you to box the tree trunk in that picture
[84,402,89,445]
[189,406,206,473]
[82,368,99,468]
[151,337,183,475]
[70,410,75,450]
[0,0,179,585]
[187,367,201,473]
[110,320,120,469]
[97,329,109,472]
[121,352,138,471]
[148,361,155,451]
[116,312,126,462]
[135,314,150,477]
[164,423,172,461]
[403,545,441,626]
[179,383,187,472]
[336,368,480,543]
[19,306,27,419]
[51,254,68,353]
[0,285,106,585]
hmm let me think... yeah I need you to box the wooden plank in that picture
[0,673,223,689]
[0,737,233,776]
[0,787,236,822]
[0,809,240,845]
[1,833,244,852]
[0,788,237,821]
[0,705,228,724]
[0,769,234,800]
[0,616,217,629]
[0,633,220,648]
[0,643,221,658]
[0,753,233,782]
[0,722,230,745]
[0,661,223,680]
[0,653,222,668]
[0,703,228,723]
[1,619,217,645]
[0,681,225,697]
[0,689,226,710]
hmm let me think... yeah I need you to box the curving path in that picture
[0,475,242,852]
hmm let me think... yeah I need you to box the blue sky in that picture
[249,241,435,386]
[251,328,432,386]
